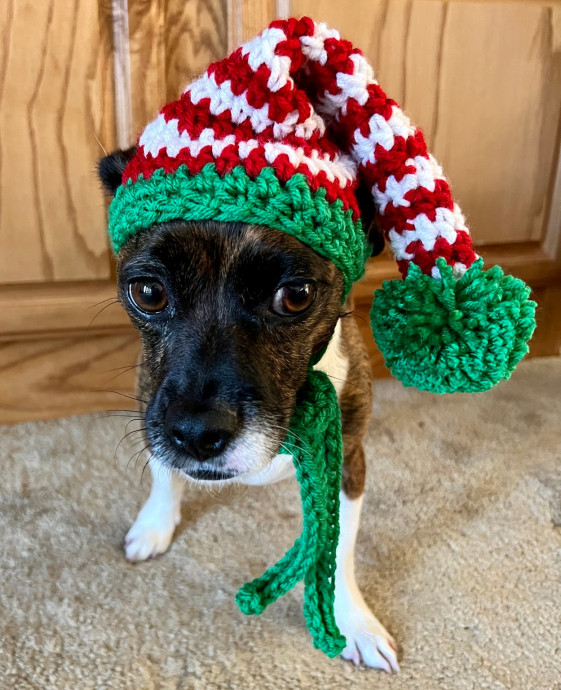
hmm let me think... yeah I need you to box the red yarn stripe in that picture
[122,16,477,277]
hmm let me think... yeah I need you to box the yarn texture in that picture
[371,259,537,393]
[236,370,346,658]
[107,15,536,396]
[106,16,538,659]
[110,15,480,283]
[109,165,368,296]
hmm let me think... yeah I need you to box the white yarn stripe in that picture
[238,140,259,159]
[263,143,356,184]
[387,228,414,261]
[187,73,325,139]
[452,202,469,233]
[242,27,286,69]
[187,74,270,134]
[413,208,458,250]
[372,172,417,214]
[387,207,460,261]
[140,114,190,157]
[334,54,374,116]
[138,115,356,186]
[353,107,417,165]
[300,22,340,66]
[372,155,446,213]
[241,27,291,93]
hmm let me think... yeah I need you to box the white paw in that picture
[124,502,180,563]
[336,600,399,672]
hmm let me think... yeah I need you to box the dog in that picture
[98,146,400,673]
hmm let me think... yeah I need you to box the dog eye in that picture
[272,280,316,316]
[128,279,168,314]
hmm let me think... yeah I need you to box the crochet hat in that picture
[109,16,536,394]
[107,17,537,659]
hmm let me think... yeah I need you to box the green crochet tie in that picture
[235,370,346,658]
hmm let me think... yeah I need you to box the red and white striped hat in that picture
[108,16,535,393]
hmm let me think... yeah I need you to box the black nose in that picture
[164,401,238,462]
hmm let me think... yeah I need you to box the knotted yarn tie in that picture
[235,370,346,658]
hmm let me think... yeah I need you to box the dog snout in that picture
[164,400,239,462]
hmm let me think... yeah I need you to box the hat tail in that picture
[238,17,536,393]
[240,16,477,279]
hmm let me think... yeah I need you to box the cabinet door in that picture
[0,0,118,283]
[0,0,137,422]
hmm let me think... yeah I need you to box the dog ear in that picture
[355,181,385,257]
[98,146,137,197]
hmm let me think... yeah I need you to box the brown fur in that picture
[339,297,372,499]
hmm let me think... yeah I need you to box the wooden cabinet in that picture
[1,0,560,423]
[0,0,137,423]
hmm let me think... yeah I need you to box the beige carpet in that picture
[1,357,560,690]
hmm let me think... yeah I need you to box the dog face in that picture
[116,219,343,481]
[99,149,383,482]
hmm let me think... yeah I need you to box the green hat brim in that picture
[108,164,369,297]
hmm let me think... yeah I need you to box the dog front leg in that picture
[124,458,184,562]
[334,455,400,671]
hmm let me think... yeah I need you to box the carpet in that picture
[1,356,560,689]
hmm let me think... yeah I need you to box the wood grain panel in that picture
[127,0,228,139]
[127,0,166,136]
[291,0,561,246]
[166,0,228,101]
[0,332,140,424]
[112,0,134,148]
[0,0,116,284]
[529,285,561,358]
[229,0,277,49]
[0,282,130,339]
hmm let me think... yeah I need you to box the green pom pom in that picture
[370,258,537,394]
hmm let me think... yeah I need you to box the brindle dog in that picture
[98,148,399,672]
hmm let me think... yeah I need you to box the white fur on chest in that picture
[238,320,348,487]
[312,319,349,399]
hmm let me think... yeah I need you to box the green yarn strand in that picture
[108,164,368,296]
[236,371,346,658]
[301,401,344,655]
[370,258,537,394]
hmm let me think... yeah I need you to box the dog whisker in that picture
[264,422,310,456]
[129,435,149,450]
[102,363,145,384]
[124,416,145,434]
[96,389,149,406]
[324,373,370,395]
[140,451,153,484]
[103,362,144,374]
[86,295,118,311]
[126,443,151,475]
[114,426,147,458]
[341,309,367,324]
[93,133,108,156]
[87,299,121,329]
